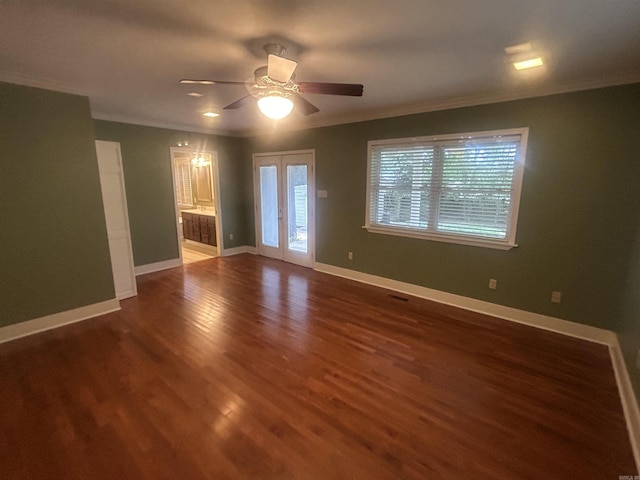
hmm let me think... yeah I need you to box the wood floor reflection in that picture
[0,254,635,479]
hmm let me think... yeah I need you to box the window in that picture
[365,128,528,249]
[173,156,193,208]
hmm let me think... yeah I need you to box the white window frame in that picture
[364,128,528,250]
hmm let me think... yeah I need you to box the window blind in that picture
[173,159,193,208]
[366,129,527,248]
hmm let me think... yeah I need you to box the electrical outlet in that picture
[229,233,234,240]
[347,251,353,260]
[488,278,497,290]
[551,291,562,303]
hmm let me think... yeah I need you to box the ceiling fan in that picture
[180,44,364,119]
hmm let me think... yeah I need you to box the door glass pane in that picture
[287,164,308,253]
[260,165,279,248]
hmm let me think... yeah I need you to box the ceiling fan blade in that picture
[223,95,254,110]
[180,79,249,86]
[267,54,298,83]
[291,95,320,116]
[298,82,364,96]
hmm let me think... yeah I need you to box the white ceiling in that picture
[1,0,639,136]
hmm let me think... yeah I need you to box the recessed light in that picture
[513,57,544,70]
[505,43,533,55]
[202,112,219,118]
[187,92,203,97]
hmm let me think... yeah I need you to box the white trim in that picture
[93,111,237,137]
[313,262,613,344]
[95,140,138,300]
[134,258,182,276]
[222,246,257,257]
[252,149,316,268]
[364,128,527,251]
[243,73,640,137]
[610,337,640,471]
[363,225,518,250]
[312,261,640,472]
[169,147,187,268]
[169,147,224,265]
[0,73,236,136]
[252,149,317,158]
[0,299,120,344]
[3,70,639,139]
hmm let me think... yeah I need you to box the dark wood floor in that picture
[0,254,635,479]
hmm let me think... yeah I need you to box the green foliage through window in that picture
[367,129,527,248]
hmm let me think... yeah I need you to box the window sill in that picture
[363,225,517,250]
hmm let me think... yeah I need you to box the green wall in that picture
[247,83,640,330]
[617,223,640,403]
[0,82,115,327]
[3,80,639,359]
[93,121,248,265]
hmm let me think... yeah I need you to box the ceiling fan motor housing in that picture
[251,66,298,99]
[263,43,287,57]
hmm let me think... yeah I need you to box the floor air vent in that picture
[388,294,409,302]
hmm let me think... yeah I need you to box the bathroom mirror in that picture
[195,163,213,202]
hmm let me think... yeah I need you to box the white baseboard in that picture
[313,261,638,471]
[610,338,640,471]
[0,299,120,344]
[135,258,182,276]
[222,246,257,257]
[314,262,613,345]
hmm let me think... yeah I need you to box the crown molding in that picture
[0,71,239,137]
[3,70,639,139]
[0,71,92,97]
[245,72,640,138]
[91,111,239,137]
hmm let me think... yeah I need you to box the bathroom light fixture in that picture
[191,154,208,166]
[202,111,219,117]
[257,92,294,120]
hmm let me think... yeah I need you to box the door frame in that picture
[95,140,137,300]
[253,149,315,267]
[169,147,224,262]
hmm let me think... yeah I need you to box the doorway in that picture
[169,147,223,264]
[253,150,315,268]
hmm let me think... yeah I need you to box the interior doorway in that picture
[253,150,315,268]
[169,147,223,264]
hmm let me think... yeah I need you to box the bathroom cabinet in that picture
[182,211,216,247]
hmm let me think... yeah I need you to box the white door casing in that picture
[95,140,137,300]
[253,150,315,268]
[169,147,223,260]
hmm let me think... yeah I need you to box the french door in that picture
[254,151,314,267]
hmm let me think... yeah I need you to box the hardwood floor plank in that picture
[0,254,635,479]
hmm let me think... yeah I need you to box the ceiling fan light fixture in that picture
[257,93,294,119]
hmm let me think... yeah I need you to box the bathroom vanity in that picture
[181,209,216,247]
